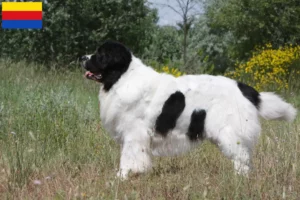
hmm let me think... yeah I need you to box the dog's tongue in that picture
[85,71,94,78]
[84,71,101,82]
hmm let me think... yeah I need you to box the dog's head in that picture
[80,41,132,91]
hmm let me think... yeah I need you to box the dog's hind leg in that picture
[117,128,152,180]
[211,126,255,176]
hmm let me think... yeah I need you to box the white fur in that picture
[97,56,297,179]
[258,92,297,121]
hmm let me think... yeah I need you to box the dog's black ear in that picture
[97,41,132,71]
[95,50,106,66]
[95,41,132,91]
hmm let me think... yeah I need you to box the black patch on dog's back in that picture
[155,91,185,136]
[187,109,206,141]
[237,82,261,108]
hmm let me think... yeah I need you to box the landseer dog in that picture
[80,41,297,179]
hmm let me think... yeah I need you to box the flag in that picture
[2,2,42,29]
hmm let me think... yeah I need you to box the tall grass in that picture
[0,60,299,199]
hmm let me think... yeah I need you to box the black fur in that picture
[84,41,132,91]
[187,109,206,141]
[237,82,261,108]
[155,91,185,136]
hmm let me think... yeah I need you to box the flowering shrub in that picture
[225,44,300,91]
[156,66,184,77]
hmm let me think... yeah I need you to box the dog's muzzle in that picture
[80,55,102,82]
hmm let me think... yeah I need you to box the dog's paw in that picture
[116,169,129,181]
[234,160,250,177]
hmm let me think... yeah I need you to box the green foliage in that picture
[0,0,158,66]
[205,0,300,61]
[186,16,235,74]
[143,26,182,63]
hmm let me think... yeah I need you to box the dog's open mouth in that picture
[85,71,102,82]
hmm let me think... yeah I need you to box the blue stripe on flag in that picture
[2,20,42,29]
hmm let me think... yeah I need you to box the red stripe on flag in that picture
[2,11,42,20]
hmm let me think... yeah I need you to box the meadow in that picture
[0,59,300,200]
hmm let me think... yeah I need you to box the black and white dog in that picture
[80,41,297,179]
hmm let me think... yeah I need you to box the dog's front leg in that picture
[117,131,152,180]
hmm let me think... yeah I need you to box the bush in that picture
[226,44,300,91]
[0,0,158,67]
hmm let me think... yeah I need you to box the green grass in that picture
[0,60,300,199]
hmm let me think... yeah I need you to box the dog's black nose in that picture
[80,56,89,62]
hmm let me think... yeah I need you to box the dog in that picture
[80,40,297,179]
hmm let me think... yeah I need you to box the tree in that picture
[0,0,158,66]
[205,0,300,61]
[143,26,182,63]
[187,16,235,74]
[151,0,202,66]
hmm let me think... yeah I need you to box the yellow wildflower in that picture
[225,44,300,91]
[156,66,184,77]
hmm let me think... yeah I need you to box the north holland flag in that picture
[2,2,42,29]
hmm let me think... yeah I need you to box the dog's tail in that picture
[258,92,297,122]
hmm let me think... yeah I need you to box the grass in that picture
[0,59,300,199]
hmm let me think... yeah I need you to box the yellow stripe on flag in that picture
[2,2,42,11]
